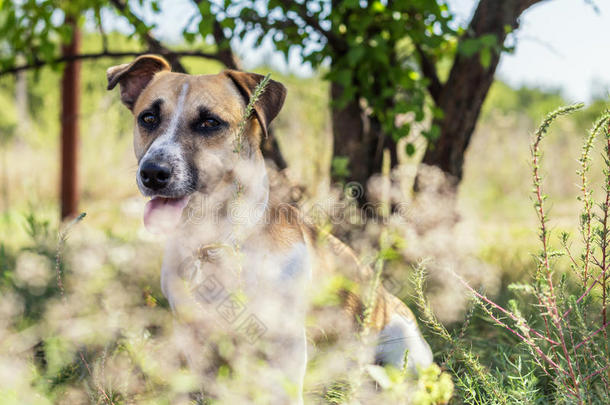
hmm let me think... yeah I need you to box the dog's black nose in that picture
[140,161,171,190]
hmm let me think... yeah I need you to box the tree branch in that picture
[414,43,443,105]
[109,0,188,72]
[211,20,241,70]
[0,50,222,77]
[278,0,347,52]
[419,0,549,185]
[521,0,548,12]
[190,0,241,70]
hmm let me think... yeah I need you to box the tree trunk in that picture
[417,0,544,190]
[328,0,400,203]
[330,82,367,187]
[331,82,397,203]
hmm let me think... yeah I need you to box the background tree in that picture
[416,0,546,190]
[228,0,454,199]
[226,0,553,196]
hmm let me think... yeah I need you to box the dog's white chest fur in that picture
[161,237,309,313]
[160,234,310,403]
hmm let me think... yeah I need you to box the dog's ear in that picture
[106,55,170,111]
[225,70,287,138]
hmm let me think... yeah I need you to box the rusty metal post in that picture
[60,17,80,219]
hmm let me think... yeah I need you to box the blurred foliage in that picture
[483,81,566,123]
[330,156,350,183]
[0,209,457,403]
[0,0,160,71]
[483,81,609,128]
[226,0,455,141]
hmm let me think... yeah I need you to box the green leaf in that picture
[480,47,491,69]
[198,18,212,37]
[423,124,441,141]
[346,46,365,67]
[371,1,385,13]
[183,31,195,44]
[331,156,351,181]
[432,107,445,119]
[332,69,352,88]
[479,33,497,47]
[459,38,481,57]
[221,18,236,30]
[406,143,416,156]
[197,1,211,14]
[344,0,360,10]
[379,247,401,261]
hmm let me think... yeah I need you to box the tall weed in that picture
[415,105,610,404]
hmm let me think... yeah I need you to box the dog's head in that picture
[107,55,286,232]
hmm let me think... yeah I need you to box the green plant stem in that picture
[531,103,585,402]
[578,115,603,288]
[602,137,609,338]
[412,264,509,404]
[233,73,271,155]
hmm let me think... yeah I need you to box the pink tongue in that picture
[143,196,190,234]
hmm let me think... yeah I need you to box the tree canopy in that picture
[226,0,455,142]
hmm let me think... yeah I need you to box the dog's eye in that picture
[142,114,156,124]
[191,110,224,134]
[200,118,220,129]
[139,112,160,129]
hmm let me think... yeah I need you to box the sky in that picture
[103,0,610,102]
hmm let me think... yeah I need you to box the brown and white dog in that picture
[107,55,432,403]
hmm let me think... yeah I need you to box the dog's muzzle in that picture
[139,160,172,192]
